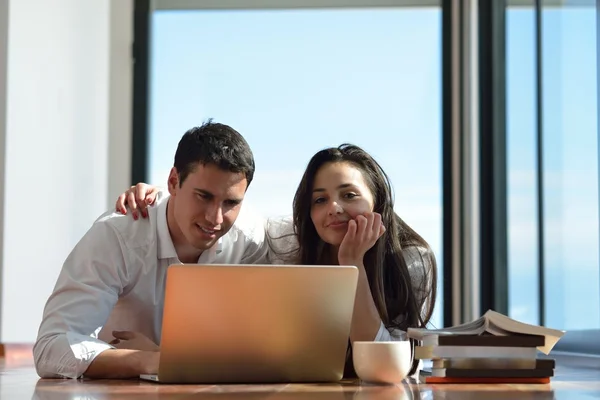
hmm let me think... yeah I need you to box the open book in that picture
[407,310,565,355]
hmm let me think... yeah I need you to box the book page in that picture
[484,310,566,354]
[407,317,486,340]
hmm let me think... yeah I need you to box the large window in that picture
[507,1,599,332]
[540,2,599,331]
[139,0,600,345]
[147,4,444,328]
[507,3,539,326]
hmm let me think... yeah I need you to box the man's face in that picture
[168,163,248,251]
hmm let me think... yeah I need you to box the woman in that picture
[116,144,437,376]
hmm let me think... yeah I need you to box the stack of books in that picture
[407,310,565,384]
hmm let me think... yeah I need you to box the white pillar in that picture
[0,0,133,343]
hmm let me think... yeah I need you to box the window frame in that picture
[502,0,600,356]
[152,0,440,9]
[131,0,600,357]
[132,0,455,329]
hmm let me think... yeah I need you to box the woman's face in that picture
[310,161,375,246]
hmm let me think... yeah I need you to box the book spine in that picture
[431,358,554,370]
[424,376,551,384]
[415,346,538,360]
[431,368,554,378]
[423,335,545,347]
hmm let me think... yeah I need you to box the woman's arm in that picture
[348,263,385,342]
[337,213,386,343]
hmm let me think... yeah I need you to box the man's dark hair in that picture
[173,120,255,187]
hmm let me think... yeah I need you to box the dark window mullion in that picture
[535,0,545,328]
[597,0,600,327]
[479,0,508,315]
[442,0,471,328]
[442,0,456,328]
[131,0,151,185]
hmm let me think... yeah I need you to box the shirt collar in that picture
[156,198,177,259]
[156,198,224,260]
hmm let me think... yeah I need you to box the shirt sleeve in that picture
[235,203,271,264]
[374,321,407,342]
[402,245,436,319]
[262,216,299,264]
[33,221,128,379]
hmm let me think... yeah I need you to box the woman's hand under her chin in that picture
[337,212,386,267]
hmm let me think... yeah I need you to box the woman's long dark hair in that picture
[291,144,437,375]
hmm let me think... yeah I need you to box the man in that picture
[33,121,268,379]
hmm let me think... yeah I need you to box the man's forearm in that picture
[84,349,159,379]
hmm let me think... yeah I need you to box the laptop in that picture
[140,263,359,384]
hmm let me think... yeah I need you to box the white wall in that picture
[0,0,8,344]
[0,0,133,343]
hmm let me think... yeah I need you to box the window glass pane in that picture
[507,3,599,330]
[149,8,444,329]
[542,4,599,330]
[507,4,540,326]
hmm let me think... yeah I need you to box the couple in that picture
[33,121,437,380]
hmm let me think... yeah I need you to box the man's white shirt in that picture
[33,193,268,379]
[34,193,426,379]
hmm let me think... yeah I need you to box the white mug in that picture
[352,341,412,385]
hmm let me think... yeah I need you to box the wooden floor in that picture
[2,344,600,399]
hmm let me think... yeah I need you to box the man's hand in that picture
[85,348,160,378]
[110,331,160,352]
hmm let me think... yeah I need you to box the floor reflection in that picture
[27,379,578,400]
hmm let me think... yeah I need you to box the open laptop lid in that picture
[154,264,359,384]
